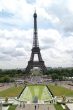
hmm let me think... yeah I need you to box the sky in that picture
[0,0,73,69]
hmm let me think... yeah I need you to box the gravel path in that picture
[0,83,13,92]
[55,81,73,90]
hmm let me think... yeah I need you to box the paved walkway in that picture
[0,83,13,92]
[16,104,56,110]
[55,81,73,90]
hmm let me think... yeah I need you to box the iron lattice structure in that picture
[25,11,47,73]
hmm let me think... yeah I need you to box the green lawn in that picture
[19,85,52,102]
[8,105,17,110]
[48,84,73,96]
[0,86,24,97]
[54,104,65,110]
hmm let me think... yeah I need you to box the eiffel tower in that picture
[25,11,47,73]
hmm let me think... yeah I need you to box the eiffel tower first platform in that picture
[25,11,47,73]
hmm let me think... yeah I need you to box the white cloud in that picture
[0,27,73,68]
[36,0,54,8]
[0,0,73,69]
[36,8,60,23]
[67,0,73,13]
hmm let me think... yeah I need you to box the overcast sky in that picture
[0,0,73,69]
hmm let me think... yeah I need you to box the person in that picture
[0,102,2,110]
[20,102,21,107]
[23,102,25,108]
[35,105,36,110]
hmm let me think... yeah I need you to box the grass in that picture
[8,105,17,110]
[48,84,73,96]
[0,86,24,97]
[19,85,52,101]
[54,104,65,110]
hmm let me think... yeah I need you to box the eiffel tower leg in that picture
[30,52,34,61]
[25,62,33,73]
[41,65,47,73]
[38,52,43,61]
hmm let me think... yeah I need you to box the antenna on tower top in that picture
[35,9,36,13]
[34,6,37,14]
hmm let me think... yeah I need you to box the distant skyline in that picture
[0,0,73,69]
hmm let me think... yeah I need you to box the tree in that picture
[51,74,58,81]
[58,76,63,81]
[0,76,10,83]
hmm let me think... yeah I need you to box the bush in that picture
[0,76,10,83]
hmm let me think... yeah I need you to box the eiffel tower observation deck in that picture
[25,11,47,73]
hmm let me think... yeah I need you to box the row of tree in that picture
[46,67,73,81]
[0,69,24,83]
[0,67,73,82]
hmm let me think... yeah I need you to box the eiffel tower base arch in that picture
[25,61,47,73]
